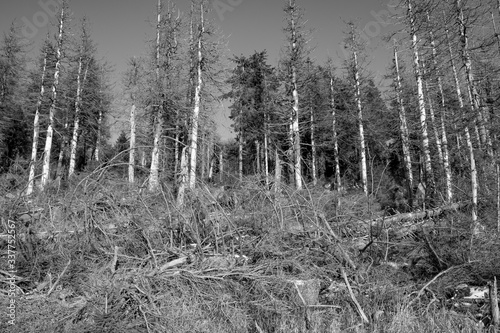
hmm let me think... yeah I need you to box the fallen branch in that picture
[341,268,369,324]
[371,202,468,227]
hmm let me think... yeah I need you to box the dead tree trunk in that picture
[188,1,204,189]
[446,26,478,227]
[328,65,341,190]
[68,58,89,177]
[148,0,163,191]
[407,0,434,189]
[456,0,492,157]
[129,102,136,183]
[27,42,48,196]
[393,43,414,196]
[41,4,65,190]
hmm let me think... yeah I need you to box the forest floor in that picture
[1,169,500,332]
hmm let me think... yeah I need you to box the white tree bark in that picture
[456,0,492,157]
[93,108,103,162]
[40,4,65,189]
[264,110,270,188]
[328,66,341,190]
[351,41,368,195]
[407,0,433,188]
[310,105,317,186]
[393,44,414,193]
[188,1,204,189]
[289,0,302,190]
[428,11,452,202]
[129,103,136,183]
[148,0,163,191]
[68,57,88,177]
[422,64,444,170]
[446,26,478,226]
[219,148,224,183]
[176,146,188,207]
[27,44,48,196]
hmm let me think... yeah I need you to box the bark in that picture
[255,140,261,174]
[93,108,103,162]
[371,202,468,227]
[188,1,204,189]
[176,146,188,207]
[289,1,302,190]
[219,148,224,183]
[40,4,65,189]
[456,0,493,157]
[68,58,89,177]
[148,0,163,191]
[329,67,341,190]
[393,44,414,196]
[310,105,317,186]
[407,0,434,188]
[264,110,270,188]
[422,64,444,171]
[350,33,368,195]
[446,26,478,226]
[275,148,281,193]
[27,44,48,196]
[238,108,243,182]
[129,103,136,183]
[427,13,452,202]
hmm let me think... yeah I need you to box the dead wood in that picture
[371,202,468,227]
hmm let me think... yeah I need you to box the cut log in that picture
[371,202,468,227]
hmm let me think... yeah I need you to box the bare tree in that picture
[407,0,434,190]
[393,42,414,196]
[40,1,68,189]
[345,22,368,195]
[27,37,49,196]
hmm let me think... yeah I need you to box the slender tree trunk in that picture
[219,148,224,183]
[427,14,452,202]
[422,63,444,170]
[456,0,492,157]
[238,107,243,182]
[41,5,65,189]
[188,2,204,189]
[289,0,302,190]
[275,148,281,193]
[310,105,317,186]
[264,111,270,188]
[93,108,103,162]
[408,0,433,189]
[27,46,48,195]
[56,110,70,181]
[176,146,188,206]
[68,58,88,177]
[129,102,136,183]
[149,0,163,191]
[329,68,341,190]
[256,140,261,175]
[393,44,414,196]
[353,48,368,195]
[447,26,478,227]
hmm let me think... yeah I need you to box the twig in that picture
[139,305,152,333]
[47,259,71,296]
[407,265,464,307]
[341,268,369,324]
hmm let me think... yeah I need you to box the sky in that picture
[0,0,400,141]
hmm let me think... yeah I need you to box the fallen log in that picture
[370,202,468,227]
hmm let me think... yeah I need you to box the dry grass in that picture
[1,167,499,332]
